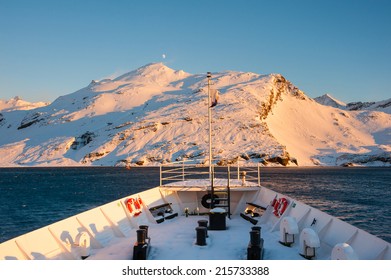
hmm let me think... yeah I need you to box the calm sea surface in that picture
[0,167,390,243]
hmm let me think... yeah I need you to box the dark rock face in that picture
[267,156,289,166]
[338,152,391,166]
[71,131,95,150]
[82,151,107,163]
[346,102,376,111]
[17,112,44,129]
[377,101,391,109]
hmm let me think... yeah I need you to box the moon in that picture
[162,54,166,59]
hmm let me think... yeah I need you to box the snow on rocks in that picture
[0,63,390,167]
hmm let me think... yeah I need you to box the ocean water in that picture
[0,167,390,243]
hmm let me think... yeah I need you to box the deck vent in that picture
[299,228,320,259]
[209,208,226,230]
[279,216,299,246]
[331,243,358,260]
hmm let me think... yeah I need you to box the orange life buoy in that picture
[133,198,141,210]
[271,197,278,207]
[126,198,134,213]
[273,197,289,217]
[273,199,280,215]
[133,198,143,217]
[125,197,143,216]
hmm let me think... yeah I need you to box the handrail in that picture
[159,159,261,187]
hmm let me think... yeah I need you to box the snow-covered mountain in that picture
[346,98,391,114]
[0,96,49,112]
[1,63,390,167]
[314,93,391,114]
[314,94,346,109]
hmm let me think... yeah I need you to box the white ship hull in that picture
[1,163,389,260]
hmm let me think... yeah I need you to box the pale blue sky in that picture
[0,0,390,103]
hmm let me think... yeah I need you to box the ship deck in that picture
[88,214,331,260]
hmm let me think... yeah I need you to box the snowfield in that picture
[0,63,390,167]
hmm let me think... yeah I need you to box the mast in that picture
[207,72,212,182]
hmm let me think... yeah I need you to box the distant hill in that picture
[314,93,391,114]
[314,94,346,109]
[0,96,49,112]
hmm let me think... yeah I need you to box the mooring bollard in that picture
[133,228,150,260]
[195,227,207,246]
[198,220,208,237]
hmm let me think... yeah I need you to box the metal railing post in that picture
[227,165,231,218]
[227,165,230,188]
[160,164,162,186]
[182,161,185,181]
[237,161,239,180]
[211,166,215,209]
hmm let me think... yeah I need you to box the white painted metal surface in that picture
[1,163,390,260]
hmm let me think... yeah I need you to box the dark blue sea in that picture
[0,167,390,243]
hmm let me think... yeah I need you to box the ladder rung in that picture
[211,181,230,218]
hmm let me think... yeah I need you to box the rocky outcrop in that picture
[337,152,391,166]
[82,151,109,163]
[17,112,45,129]
[71,131,95,150]
[347,101,376,111]
[260,75,307,120]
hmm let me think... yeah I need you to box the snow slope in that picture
[0,63,390,167]
[268,94,391,166]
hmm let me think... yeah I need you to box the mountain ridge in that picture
[314,93,391,114]
[314,94,347,108]
[0,96,49,112]
[1,63,390,167]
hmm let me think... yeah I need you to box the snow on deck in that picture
[88,215,324,260]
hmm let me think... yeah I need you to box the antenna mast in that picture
[207,72,212,182]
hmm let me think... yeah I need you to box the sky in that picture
[0,0,390,103]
